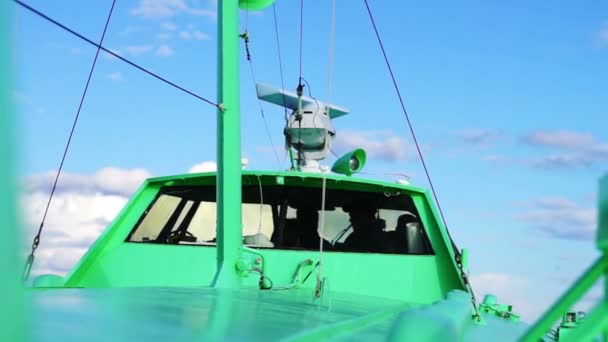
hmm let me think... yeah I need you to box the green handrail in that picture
[520,174,608,341]
[519,256,607,341]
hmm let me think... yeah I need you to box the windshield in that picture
[126,185,433,255]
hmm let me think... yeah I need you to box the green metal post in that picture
[598,174,608,251]
[600,175,607,342]
[212,0,274,288]
[599,174,607,318]
[561,303,608,342]
[0,3,24,340]
[522,174,608,341]
[520,255,608,341]
[213,0,243,288]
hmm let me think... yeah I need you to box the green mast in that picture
[213,0,274,288]
[0,3,24,340]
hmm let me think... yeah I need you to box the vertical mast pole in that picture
[0,3,24,340]
[212,0,274,287]
[213,0,242,288]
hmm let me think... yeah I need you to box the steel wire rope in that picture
[240,3,282,169]
[13,0,219,109]
[326,0,336,106]
[315,169,328,298]
[271,3,292,167]
[362,0,448,234]
[316,1,337,292]
[298,0,304,83]
[323,0,340,160]
[271,3,289,124]
[249,60,283,169]
[22,0,117,281]
[256,175,264,238]
[294,0,306,170]
[362,0,480,318]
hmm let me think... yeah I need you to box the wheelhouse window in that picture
[126,185,433,255]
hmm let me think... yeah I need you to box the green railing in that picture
[520,174,608,342]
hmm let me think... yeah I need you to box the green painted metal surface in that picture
[29,287,536,341]
[29,287,530,341]
[53,172,462,299]
[212,0,274,289]
[331,149,366,176]
[599,174,608,251]
[239,0,274,10]
[519,255,608,341]
[13,0,607,340]
[29,287,409,341]
[0,4,24,341]
[521,174,608,342]
[28,168,534,340]
[214,0,244,288]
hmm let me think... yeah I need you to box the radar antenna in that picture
[256,83,349,172]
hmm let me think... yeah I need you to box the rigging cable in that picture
[324,0,340,160]
[362,0,449,241]
[256,175,264,237]
[240,6,282,169]
[362,0,480,319]
[13,0,219,109]
[271,3,289,123]
[315,169,328,299]
[326,0,336,106]
[271,2,292,168]
[294,0,306,170]
[298,0,304,83]
[22,0,117,281]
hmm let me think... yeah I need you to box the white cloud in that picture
[179,30,209,41]
[20,161,219,277]
[21,167,155,277]
[601,29,608,44]
[520,130,608,170]
[102,48,122,60]
[131,0,216,20]
[455,129,503,145]
[518,197,596,240]
[189,161,217,173]
[119,26,142,37]
[161,22,177,31]
[470,272,543,320]
[529,153,593,170]
[23,191,128,277]
[14,91,46,114]
[156,44,175,57]
[125,44,153,56]
[599,22,608,45]
[106,71,124,82]
[333,130,406,162]
[523,130,594,149]
[483,154,511,164]
[24,167,151,197]
[70,47,82,55]
[192,31,209,40]
[157,33,171,41]
[179,31,192,40]
[13,91,32,105]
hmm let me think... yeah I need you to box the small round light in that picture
[331,148,366,176]
[349,157,360,171]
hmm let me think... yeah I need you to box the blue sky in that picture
[12,0,608,321]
